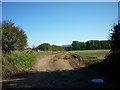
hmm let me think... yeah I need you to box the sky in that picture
[1,0,120,2]
[2,2,118,47]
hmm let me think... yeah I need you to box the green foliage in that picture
[63,46,73,51]
[2,50,62,78]
[37,43,51,51]
[51,45,64,51]
[38,51,62,55]
[69,49,110,54]
[89,24,120,77]
[2,21,27,53]
[37,43,64,51]
[72,41,80,50]
[70,40,110,51]
[100,24,120,76]
[110,24,120,52]
[2,50,38,78]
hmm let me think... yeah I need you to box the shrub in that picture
[2,21,27,53]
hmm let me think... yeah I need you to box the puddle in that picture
[88,78,104,83]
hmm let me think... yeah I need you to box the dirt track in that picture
[2,52,120,88]
[32,52,84,72]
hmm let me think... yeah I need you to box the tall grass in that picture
[2,50,39,78]
[2,50,62,78]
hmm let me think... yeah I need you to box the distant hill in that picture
[61,45,71,47]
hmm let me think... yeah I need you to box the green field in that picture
[69,49,110,64]
[38,51,63,55]
[69,49,110,56]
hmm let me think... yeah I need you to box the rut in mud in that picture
[2,52,120,88]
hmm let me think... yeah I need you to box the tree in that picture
[37,43,64,51]
[79,42,85,50]
[110,24,120,52]
[72,41,80,50]
[63,46,73,51]
[51,45,64,51]
[85,41,91,50]
[2,21,27,53]
[103,24,120,76]
[37,43,51,51]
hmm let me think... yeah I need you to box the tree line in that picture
[64,40,111,51]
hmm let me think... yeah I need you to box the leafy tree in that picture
[37,43,64,51]
[63,46,73,51]
[71,40,110,51]
[85,41,91,50]
[37,43,51,51]
[2,21,27,53]
[79,42,85,50]
[110,24,120,52]
[72,41,80,50]
[51,45,64,51]
[103,24,120,76]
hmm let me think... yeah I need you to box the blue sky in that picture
[2,2,118,47]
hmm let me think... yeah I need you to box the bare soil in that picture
[1,52,120,88]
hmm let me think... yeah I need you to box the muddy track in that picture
[1,52,120,88]
[32,52,85,72]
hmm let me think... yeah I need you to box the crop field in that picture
[69,49,110,57]
[69,49,110,64]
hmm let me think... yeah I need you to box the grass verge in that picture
[2,51,39,78]
[2,50,62,79]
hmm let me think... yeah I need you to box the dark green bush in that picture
[37,43,64,51]
[2,21,27,53]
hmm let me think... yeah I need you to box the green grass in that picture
[69,49,110,57]
[38,51,63,55]
[69,49,110,54]
[2,50,62,78]
[2,51,38,78]
[69,49,110,65]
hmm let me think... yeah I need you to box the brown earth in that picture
[1,52,120,88]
